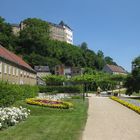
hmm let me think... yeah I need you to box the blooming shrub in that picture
[110,96,140,114]
[26,98,73,109]
[0,106,30,130]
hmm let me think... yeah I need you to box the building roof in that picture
[34,66,50,72]
[106,64,127,74]
[0,44,35,72]
[48,22,64,29]
[48,21,72,31]
[59,21,72,31]
[11,24,20,27]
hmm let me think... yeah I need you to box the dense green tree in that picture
[125,56,140,95]
[19,18,50,54]
[104,56,117,65]
[43,75,66,86]
[97,50,104,58]
[0,16,18,51]
[80,42,88,50]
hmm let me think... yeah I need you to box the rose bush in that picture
[0,106,30,130]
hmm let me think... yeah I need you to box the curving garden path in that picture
[82,94,140,140]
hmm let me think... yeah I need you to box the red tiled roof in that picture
[0,44,34,72]
[106,64,127,73]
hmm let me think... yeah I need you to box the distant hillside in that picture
[0,16,117,73]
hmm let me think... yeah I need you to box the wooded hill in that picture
[0,16,117,73]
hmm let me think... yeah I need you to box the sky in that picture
[0,0,140,72]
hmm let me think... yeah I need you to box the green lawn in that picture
[0,98,88,140]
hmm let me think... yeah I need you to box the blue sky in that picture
[0,0,140,72]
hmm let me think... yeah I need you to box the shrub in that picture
[0,81,38,107]
[110,96,140,114]
[38,85,83,94]
[71,95,82,99]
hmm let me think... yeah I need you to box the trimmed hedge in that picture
[38,85,83,94]
[0,81,39,107]
[110,96,140,114]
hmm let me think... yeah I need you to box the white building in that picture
[49,21,73,44]
[59,21,73,44]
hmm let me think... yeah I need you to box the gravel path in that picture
[82,94,140,140]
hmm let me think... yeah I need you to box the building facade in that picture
[103,64,127,75]
[0,45,36,85]
[34,66,51,78]
[55,64,83,78]
[49,23,66,42]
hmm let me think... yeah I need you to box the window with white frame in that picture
[16,68,18,76]
[24,72,26,77]
[13,67,15,75]
[4,64,7,74]
[20,70,23,76]
[8,66,11,74]
[0,62,2,73]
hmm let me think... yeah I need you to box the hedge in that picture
[38,85,83,94]
[0,81,39,107]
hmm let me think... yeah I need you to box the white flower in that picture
[0,106,30,129]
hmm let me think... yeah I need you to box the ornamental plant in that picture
[26,98,73,109]
[110,96,140,114]
[0,106,30,130]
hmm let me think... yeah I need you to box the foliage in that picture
[71,73,126,91]
[125,56,140,95]
[42,75,66,86]
[0,81,38,107]
[110,96,140,114]
[80,42,88,50]
[26,98,73,109]
[0,99,88,140]
[104,56,117,65]
[39,85,83,93]
[0,106,30,130]
[71,95,82,99]
[0,16,18,51]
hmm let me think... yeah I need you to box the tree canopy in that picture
[0,16,18,51]
[0,17,118,73]
[125,56,140,95]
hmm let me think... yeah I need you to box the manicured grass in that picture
[0,98,88,140]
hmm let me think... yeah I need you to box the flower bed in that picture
[26,98,73,109]
[110,96,140,114]
[0,106,30,130]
